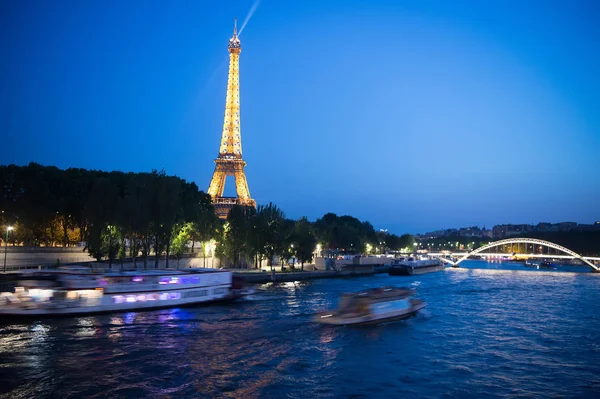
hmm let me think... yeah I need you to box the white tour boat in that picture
[314,286,426,326]
[0,268,251,316]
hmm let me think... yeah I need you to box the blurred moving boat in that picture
[388,258,444,276]
[0,268,252,316]
[314,286,426,326]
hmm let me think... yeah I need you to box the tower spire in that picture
[233,18,237,37]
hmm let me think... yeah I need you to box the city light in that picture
[4,226,14,272]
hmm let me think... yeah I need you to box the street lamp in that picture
[107,225,113,269]
[4,226,14,273]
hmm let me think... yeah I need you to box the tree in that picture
[255,203,286,269]
[277,218,295,269]
[292,217,317,271]
[314,213,370,254]
[398,234,415,251]
[84,177,118,262]
[385,234,401,251]
[185,188,219,266]
[223,205,256,268]
[148,171,182,268]
[171,223,192,268]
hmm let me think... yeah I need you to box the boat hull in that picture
[0,291,247,317]
[388,265,444,276]
[388,267,411,276]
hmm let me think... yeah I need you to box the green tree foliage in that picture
[0,164,217,265]
[218,202,290,269]
[277,218,296,269]
[84,177,118,261]
[292,217,317,270]
[314,213,376,255]
[223,205,256,268]
[171,223,192,268]
[398,234,415,251]
[255,203,286,267]
[187,189,221,258]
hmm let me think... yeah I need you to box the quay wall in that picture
[315,256,394,270]
[235,269,377,284]
[0,247,95,268]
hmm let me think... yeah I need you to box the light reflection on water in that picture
[0,261,599,398]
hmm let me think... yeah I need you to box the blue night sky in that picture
[1,0,599,234]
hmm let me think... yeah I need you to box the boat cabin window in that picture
[158,276,201,285]
[371,299,410,313]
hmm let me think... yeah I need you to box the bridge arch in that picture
[435,238,598,271]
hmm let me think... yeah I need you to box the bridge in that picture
[426,238,600,272]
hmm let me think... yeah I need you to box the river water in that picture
[1,261,600,398]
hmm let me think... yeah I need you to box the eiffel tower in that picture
[207,19,256,219]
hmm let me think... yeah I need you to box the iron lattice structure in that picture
[208,20,256,219]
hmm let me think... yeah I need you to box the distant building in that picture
[536,222,558,232]
[421,221,597,240]
[492,224,531,239]
[458,226,482,237]
[557,222,577,232]
[575,223,600,232]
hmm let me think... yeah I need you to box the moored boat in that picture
[314,286,426,326]
[524,260,553,269]
[524,259,540,267]
[0,268,252,317]
[388,258,444,276]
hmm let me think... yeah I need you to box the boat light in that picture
[321,314,333,318]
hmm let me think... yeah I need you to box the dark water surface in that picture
[2,261,600,398]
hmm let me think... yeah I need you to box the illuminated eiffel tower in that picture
[208,19,256,219]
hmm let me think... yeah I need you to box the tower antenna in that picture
[233,18,237,37]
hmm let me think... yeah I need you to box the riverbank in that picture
[234,269,379,284]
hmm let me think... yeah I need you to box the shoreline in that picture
[234,269,381,284]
